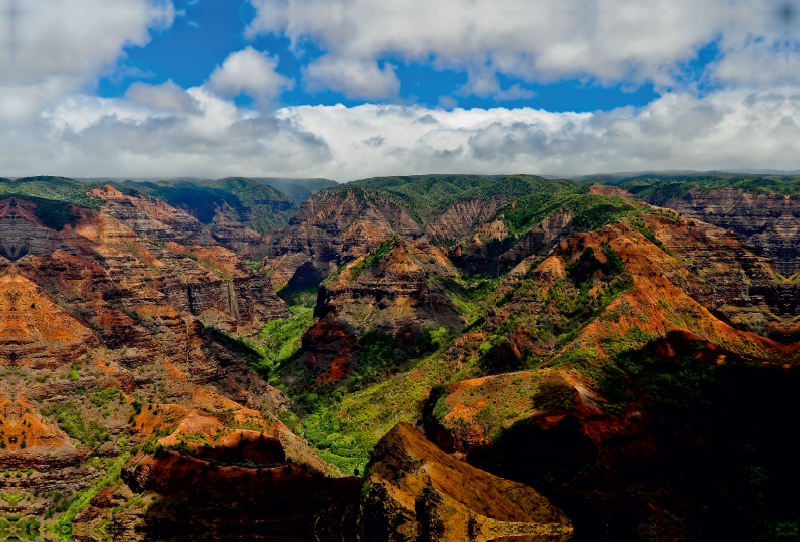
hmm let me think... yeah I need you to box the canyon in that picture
[0,173,798,541]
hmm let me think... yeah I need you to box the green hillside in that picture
[115,177,296,234]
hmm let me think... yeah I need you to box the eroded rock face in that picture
[317,240,464,337]
[419,210,800,541]
[288,239,465,386]
[359,422,573,542]
[424,199,500,244]
[93,185,213,247]
[262,188,417,290]
[261,188,530,290]
[0,196,327,540]
[649,187,800,277]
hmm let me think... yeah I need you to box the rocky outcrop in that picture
[424,199,500,243]
[497,211,573,273]
[359,422,573,542]
[262,186,534,290]
[426,335,800,542]
[588,184,633,198]
[287,239,465,386]
[0,195,313,537]
[647,187,800,277]
[317,240,464,337]
[262,188,416,290]
[93,185,212,247]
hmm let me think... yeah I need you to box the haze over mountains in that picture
[0,172,797,540]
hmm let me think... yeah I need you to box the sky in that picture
[0,0,799,181]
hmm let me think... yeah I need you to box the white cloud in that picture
[24,87,331,178]
[303,56,399,99]
[247,0,800,96]
[206,47,294,103]
[0,0,797,181]
[0,0,174,123]
[493,84,538,102]
[0,0,173,85]
[126,80,198,113]
[0,87,795,180]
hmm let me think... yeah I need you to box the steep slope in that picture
[623,175,800,276]
[418,212,800,541]
[254,174,800,541]
[360,422,573,542]
[9,173,800,541]
[260,175,587,290]
[280,238,464,389]
[110,178,298,256]
[0,194,344,540]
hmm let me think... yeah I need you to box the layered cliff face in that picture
[417,212,800,541]
[259,175,587,291]
[262,188,420,291]
[93,185,213,247]
[637,184,800,277]
[110,177,304,255]
[0,186,575,542]
[360,423,573,542]
[283,238,466,388]
[0,195,337,539]
[7,173,800,541]
[260,177,629,392]
[253,174,800,541]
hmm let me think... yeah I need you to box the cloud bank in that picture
[2,87,795,180]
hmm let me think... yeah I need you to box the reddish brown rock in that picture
[359,422,573,542]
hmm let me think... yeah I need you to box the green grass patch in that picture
[42,402,109,449]
[55,453,130,537]
[347,236,400,280]
[252,307,315,375]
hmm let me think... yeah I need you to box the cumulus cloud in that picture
[26,87,331,178]
[247,0,800,96]
[0,0,173,84]
[0,0,798,181]
[126,80,198,113]
[206,47,294,103]
[0,0,173,123]
[275,89,800,179]
[0,87,795,180]
[303,56,399,99]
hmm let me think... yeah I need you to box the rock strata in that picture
[359,422,573,542]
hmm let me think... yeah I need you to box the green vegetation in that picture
[116,177,296,234]
[618,174,800,200]
[347,236,400,279]
[90,387,121,409]
[0,177,103,211]
[436,275,501,323]
[300,351,458,475]
[54,453,130,536]
[0,515,40,540]
[252,307,315,375]
[501,192,643,237]
[42,402,109,449]
[315,174,585,228]
[276,284,319,308]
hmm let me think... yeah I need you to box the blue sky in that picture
[0,0,798,180]
[99,0,665,113]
